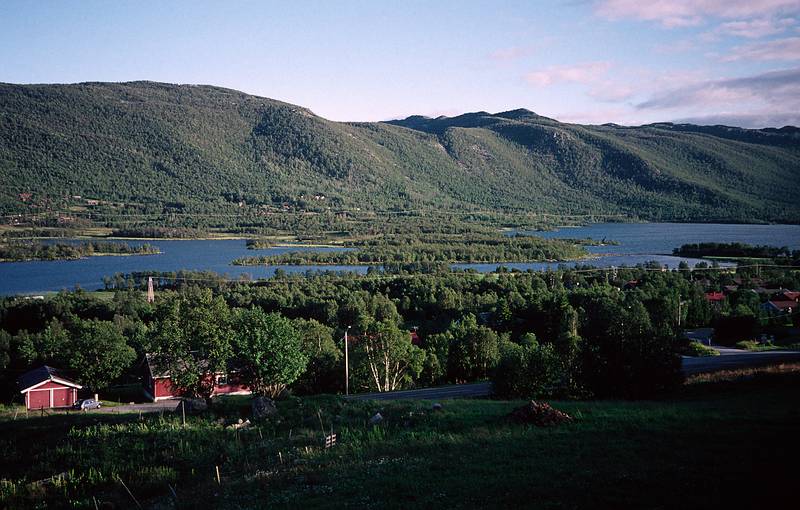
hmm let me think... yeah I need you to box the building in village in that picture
[143,354,251,401]
[18,366,82,410]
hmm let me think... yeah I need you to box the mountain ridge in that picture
[1,81,799,227]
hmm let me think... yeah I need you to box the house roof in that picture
[766,300,796,311]
[17,365,82,392]
[705,292,725,302]
[778,291,800,301]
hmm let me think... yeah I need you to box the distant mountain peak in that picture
[495,108,538,119]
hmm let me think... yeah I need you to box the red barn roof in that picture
[704,292,725,302]
[766,300,795,312]
[778,291,800,302]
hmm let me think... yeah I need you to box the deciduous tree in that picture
[233,308,307,398]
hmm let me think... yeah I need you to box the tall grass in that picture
[1,379,798,509]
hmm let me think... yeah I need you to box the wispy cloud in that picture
[724,36,800,61]
[594,0,800,28]
[636,67,800,110]
[525,62,610,86]
[712,17,796,38]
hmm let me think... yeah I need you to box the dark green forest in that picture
[674,242,796,259]
[235,233,587,265]
[0,240,159,261]
[2,260,799,404]
[2,81,799,234]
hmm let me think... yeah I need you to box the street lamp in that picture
[344,325,352,396]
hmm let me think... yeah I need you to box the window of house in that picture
[217,373,228,386]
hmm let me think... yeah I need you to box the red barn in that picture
[143,354,251,401]
[18,366,82,410]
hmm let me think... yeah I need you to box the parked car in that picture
[74,398,101,410]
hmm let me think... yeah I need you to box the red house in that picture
[763,300,795,314]
[18,366,82,410]
[775,291,800,303]
[143,354,251,401]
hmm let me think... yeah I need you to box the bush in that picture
[685,342,719,357]
[735,340,759,351]
[492,339,561,398]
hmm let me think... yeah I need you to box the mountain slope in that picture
[1,81,799,226]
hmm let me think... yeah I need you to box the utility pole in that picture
[344,326,351,396]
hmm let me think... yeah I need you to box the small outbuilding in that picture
[143,353,251,402]
[18,366,82,410]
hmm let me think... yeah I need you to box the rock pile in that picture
[508,400,572,427]
[251,396,278,420]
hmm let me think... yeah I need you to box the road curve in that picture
[346,350,800,401]
[682,349,800,375]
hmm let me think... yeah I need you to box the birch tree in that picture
[355,320,425,392]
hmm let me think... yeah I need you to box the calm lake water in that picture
[2,223,799,295]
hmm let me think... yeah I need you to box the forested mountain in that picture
[1,81,799,227]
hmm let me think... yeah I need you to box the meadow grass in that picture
[1,373,797,509]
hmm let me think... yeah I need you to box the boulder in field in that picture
[251,396,279,420]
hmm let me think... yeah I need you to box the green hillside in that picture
[1,81,798,232]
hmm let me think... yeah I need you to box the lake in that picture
[0,241,363,296]
[531,222,800,254]
[2,223,799,295]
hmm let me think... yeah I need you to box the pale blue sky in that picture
[1,1,799,127]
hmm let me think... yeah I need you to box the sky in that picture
[1,0,799,127]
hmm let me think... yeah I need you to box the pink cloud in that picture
[595,0,800,28]
[525,62,611,87]
[724,36,800,61]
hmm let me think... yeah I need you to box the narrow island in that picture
[673,242,795,261]
[233,233,588,266]
[0,241,160,262]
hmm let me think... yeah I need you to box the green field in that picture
[1,370,798,509]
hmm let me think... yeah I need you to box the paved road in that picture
[346,349,800,401]
[346,382,493,401]
[682,348,800,375]
[79,400,182,414]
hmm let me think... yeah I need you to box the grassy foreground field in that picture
[1,372,798,509]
